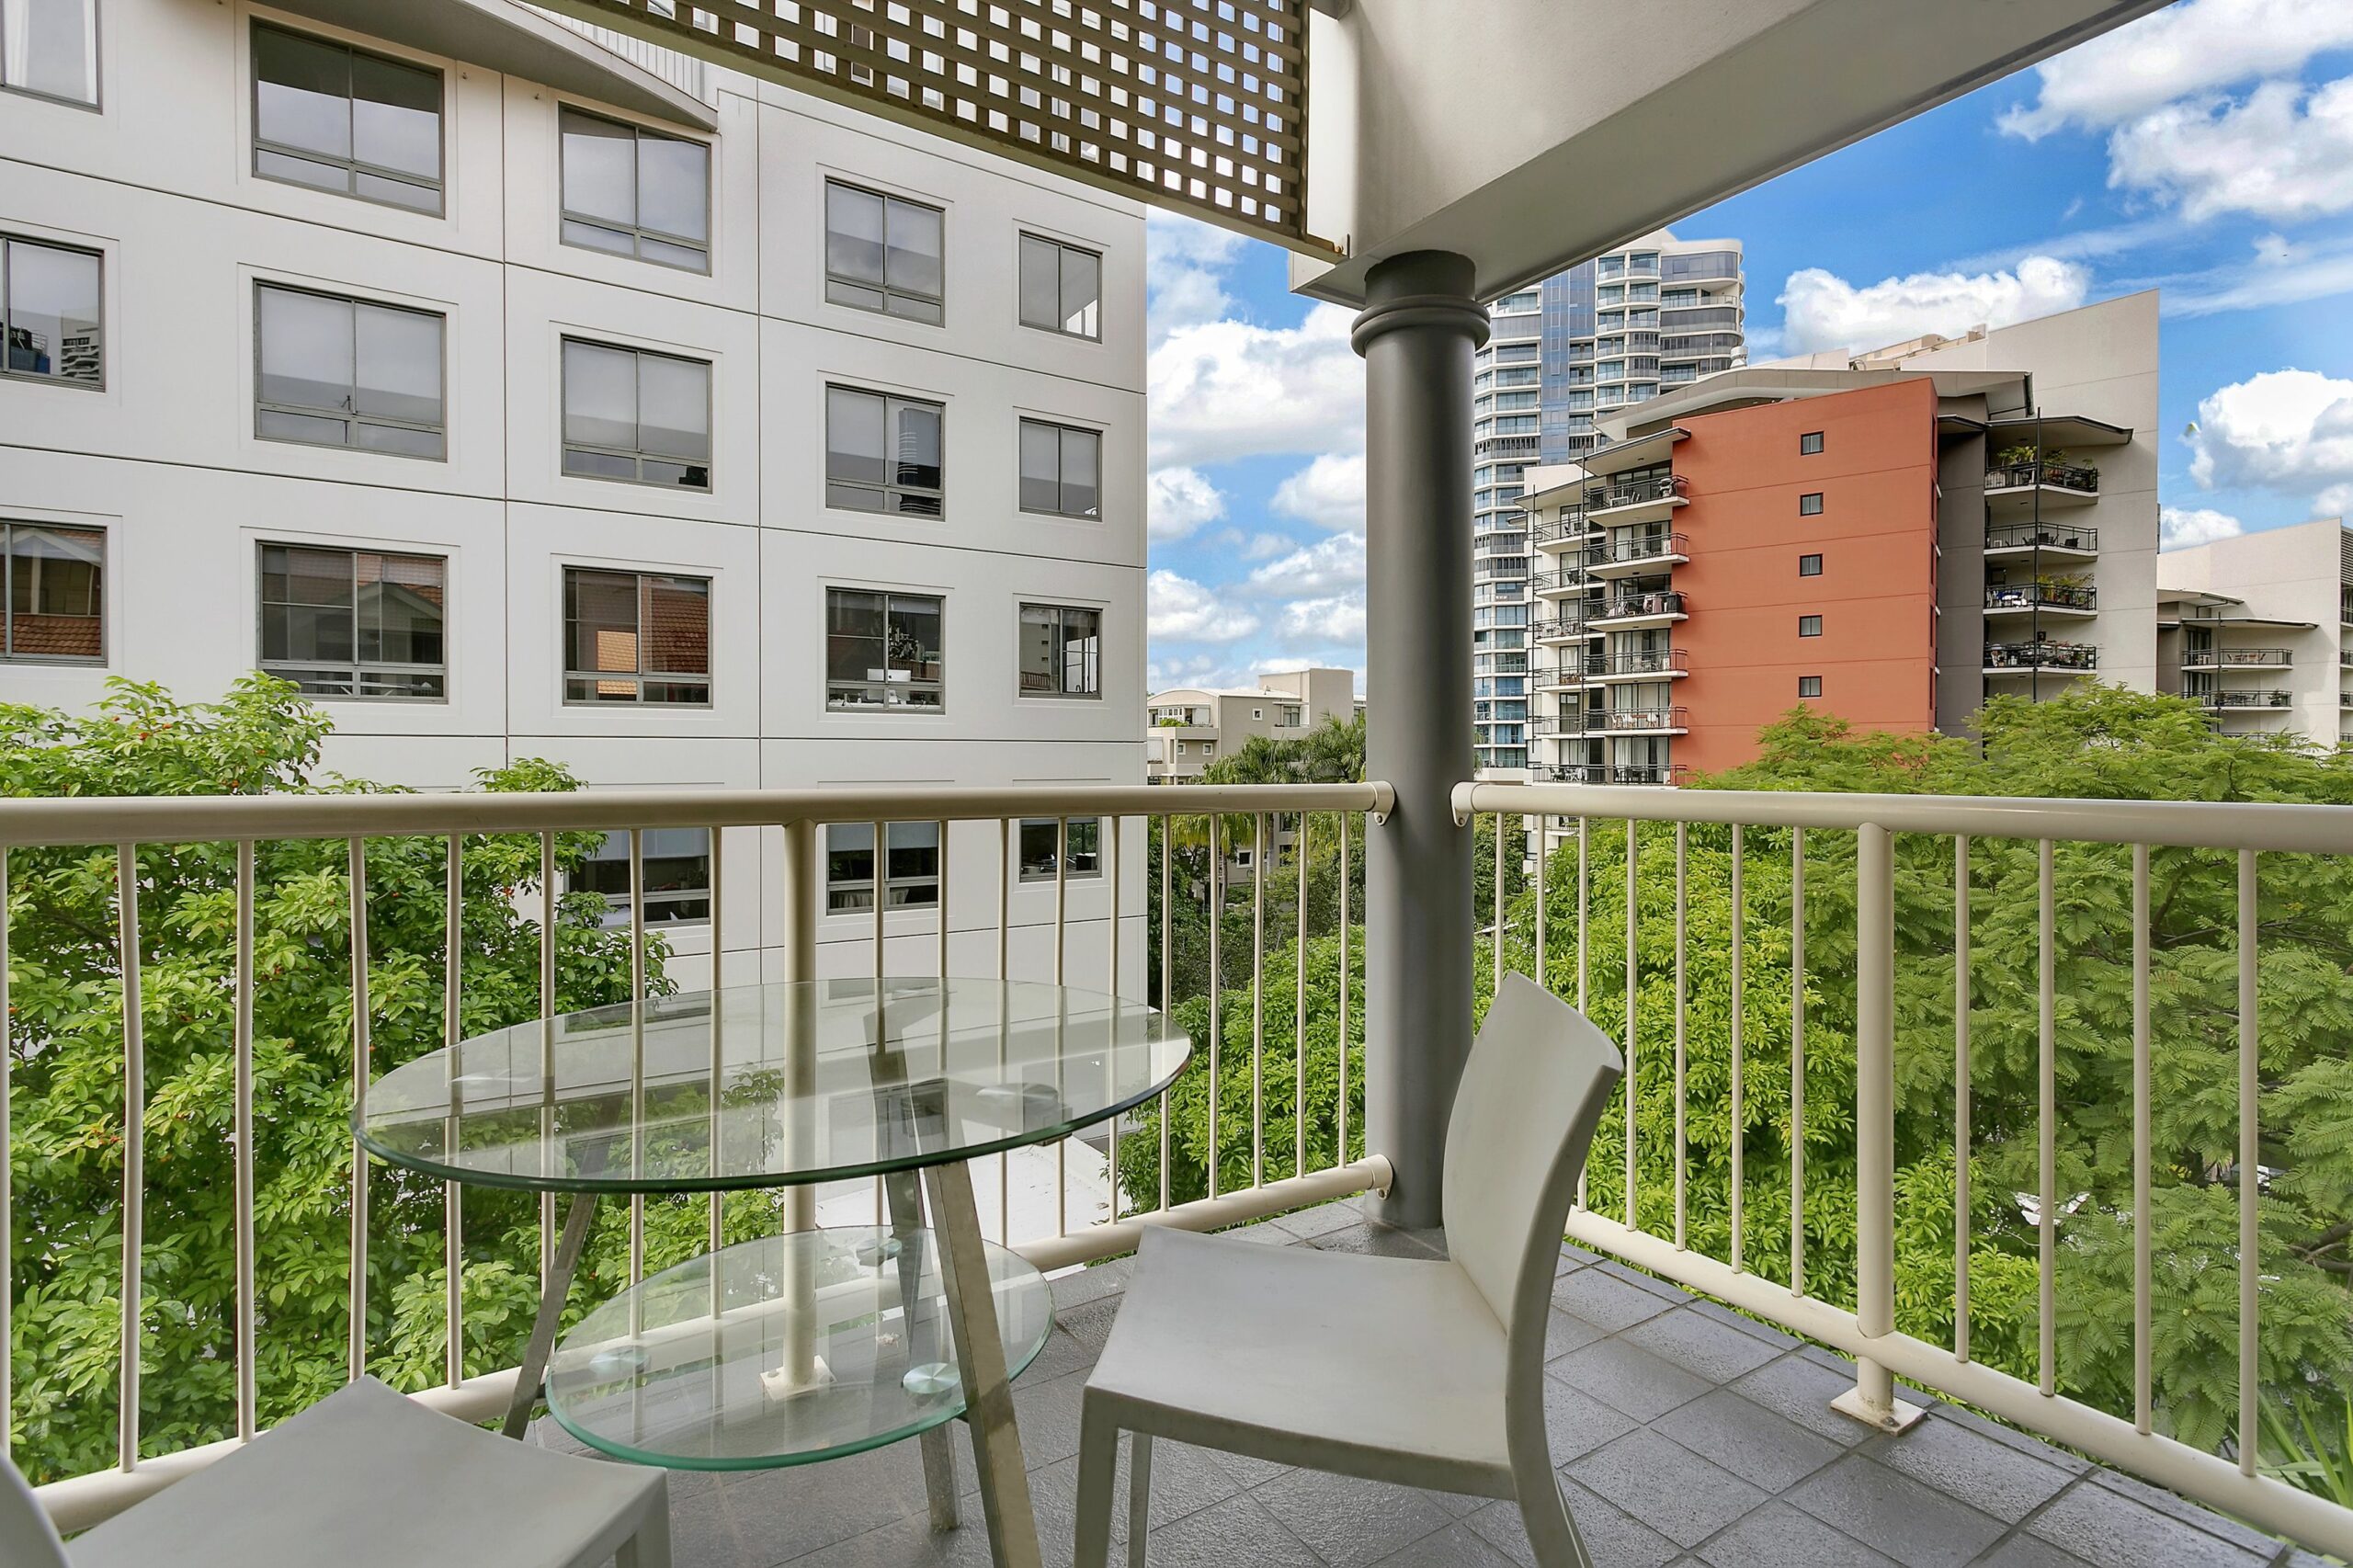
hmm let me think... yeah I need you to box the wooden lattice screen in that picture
[535,0,1330,255]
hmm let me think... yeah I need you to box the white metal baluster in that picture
[2237,846,2259,1477]
[1252,812,1265,1190]
[116,844,144,1471]
[442,835,461,1391]
[2132,842,2152,1433]
[1493,811,1506,989]
[1055,817,1069,1236]
[1293,812,1308,1178]
[539,833,556,1290]
[1535,813,1549,991]
[1848,823,1905,1430]
[1575,815,1588,1210]
[1002,818,1015,1241]
[707,827,723,1261]
[1624,818,1638,1230]
[1954,835,1972,1365]
[1337,810,1350,1166]
[1106,815,1121,1218]
[1158,818,1172,1210]
[2037,837,2056,1396]
[1730,823,1745,1273]
[233,842,257,1436]
[1673,822,1687,1251]
[347,837,371,1381]
[628,831,646,1313]
[1207,813,1222,1199]
[873,818,887,1227]
[1790,825,1804,1298]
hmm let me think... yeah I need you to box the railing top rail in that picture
[1457,780,2353,856]
[0,780,1395,849]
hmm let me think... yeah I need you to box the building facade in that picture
[0,0,1147,990]
[1472,232,1746,773]
[2156,518,2353,749]
[1143,666,1358,783]
[1521,291,2160,787]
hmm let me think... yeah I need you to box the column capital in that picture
[1350,249,1489,358]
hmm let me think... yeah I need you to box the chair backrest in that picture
[1441,972,1623,1345]
[1,1449,73,1568]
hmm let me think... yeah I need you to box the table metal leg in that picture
[502,1191,597,1439]
[883,1168,961,1529]
[923,1157,1041,1568]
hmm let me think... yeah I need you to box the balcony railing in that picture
[1986,459,2100,494]
[1529,513,1589,546]
[2184,648,2292,668]
[1594,705,1689,732]
[1587,532,1690,567]
[1528,568,1586,593]
[1985,641,2099,671]
[2205,689,2293,709]
[1528,614,1590,640]
[1530,763,1688,786]
[1586,474,1685,512]
[1985,521,2099,552]
[1984,583,2096,612]
[1590,647,1688,677]
[1595,588,1688,620]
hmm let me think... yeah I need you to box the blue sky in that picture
[1142,0,2353,695]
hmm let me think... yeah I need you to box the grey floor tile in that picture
[1923,1403,2092,1476]
[1558,1242,1602,1271]
[1370,1522,1524,1567]
[1467,1483,1684,1568]
[771,1509,993,1568]
[1137,1491,1327,1568]
[1786,1454,2007,1568]
[1621,1305,1788,1383]
[1013,1438,1243,1562]
[672,1489,757,1568]
[2025,1483,2272,1568]
[1049,1256,1133,1311]
[1695,1500,1899,1568]
[1252,1467,1463,1568]
[1684,1296,1803,1348]
[1650,1387,1845,1492]
[1543,1307,1607,1362]
[1551,1265,1683,1333]
[1540,1370,1641,1465]
[1309,1221,1449,1259]
[1969,1533,2096,1567]
[723,1443,940,1566]
[1266,1201,1363,1241]
[1868,1414,2075,1524]
[1566,1427,1769,1548]
[1548,1335,1716,1422]
[1728,1353,1881,1446]
[1593,1259,1696,1303]
[2080,1467,2284,1557]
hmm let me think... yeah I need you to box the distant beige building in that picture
[2156,518,2353,749]
[1144,666,1358,783]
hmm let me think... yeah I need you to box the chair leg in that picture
[1516,1470,1594,1568]
[1074,1396,1120,1568]
[616,1492,674,1568]
[1126,1433,1153,1568]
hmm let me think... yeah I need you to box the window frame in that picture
[1017,601,1101,699]
[557,104,711,274]
[1799,491,1824,516]
[825,384,945,517]
[823,178,945,324]
[825,585,947,712]
[254,280,448,459]
[1799,615,1824,638]
[1017,417,1102,520]
[1799,553,1823,577]
[561,563,713,707]
[825,821,942,912]
[256,541,449,700]
[1018,817,1103,882]
[0,0,99,109]
[1800,430,1824,455]
[0,233,104,390]
[249,20,444,215]
[1017,231,1102,341]
[0,517,105,664]
[1799,676,1823,698]
[571,828,712,926]
[560,336,713,492]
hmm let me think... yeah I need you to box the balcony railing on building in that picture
[1587,533,1690,570]
[2184,648,2293,669]
[1986,459,2101,494]
[1529,513,1588,547]
[1985,640,2099,672]
[1985,520,2099,554]
[1585,474,1686,513]
[2205,688,2294,709]
[1984,583,2096,612]
[1586,647,1688,678]
[1593,588,1688,623]
[1529,613,1592,642]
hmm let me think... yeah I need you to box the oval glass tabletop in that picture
[544,1227,1053,1470]
[357,977,1190,1193]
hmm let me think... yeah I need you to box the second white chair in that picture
[1073,971,1624,1568]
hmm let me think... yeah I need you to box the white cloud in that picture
[1146,465,1226,541]
[2186,369,2353,511]
[1997,0,2353,139]
[2159,506,2245,548]
[1247,532,1365,598]
[2163,231,2353,315]
[1147,569,1259,643]
[1775,256,2090,355]
[1276,593,1367,645]
[1270,451,1366,531]
[2106,76,2353,224]
[1146,653,1247,692]
[1145,211,1245,343]
[1147,302,1363,468]
[1229,529,1297,561]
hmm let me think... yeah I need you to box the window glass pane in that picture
[826,823,874,907]
[639,237,707,272]
[642,574,709,676]
[354,172,438,212]
[1018,818,1058,879]
[1061,606,1099,693]
[352,302,441,426]
[4,240,100,383]
[886,820,938,905]
[892,401,941,494]
[824,183,885,287]
[561,109,636,226]
[563,340,637,452]
[6,0,97,102]
[1017,602,1055,692]
[1019,421,1059,512]
[253,149,345,196]
[1060,427,1100,517]
[258,287,352,412]
[261,545,356,667]
[254,26,348,161]
[566,567,640,685]
[5,523,103,659]
[561,220,633,256]
[826,387,886,487]
[825,587,883,689]
[636,353,709,462]
[1060,246,1100,336]
[889,597,941,676]
[884,198,942,300]
[258,409,348,446]
[348,51,439,181]
[636,132,708,243]
[357,551,445,667]
[1065,817,1100,874]
[1017,235,1059,330]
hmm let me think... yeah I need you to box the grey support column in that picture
[1351,251,1487,1230]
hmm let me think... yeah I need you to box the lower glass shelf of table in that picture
[544,1226,1054,1471]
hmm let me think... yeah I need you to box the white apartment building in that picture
[0,0,1147,994]
[1142,666,1358,784]
[2157,517,2353,748]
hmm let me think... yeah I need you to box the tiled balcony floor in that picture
[552,1199,2327,1568]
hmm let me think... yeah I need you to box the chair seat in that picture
[1087,1227,1516,1494]
[71,1378,666,1568]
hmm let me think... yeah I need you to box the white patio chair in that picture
[1073,972,1623,1568]
[2,1376,671,1568]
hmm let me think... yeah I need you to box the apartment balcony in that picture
[1984,460,2101,518]
[1529,512,1592,551]
[1593,705,1690,734]
[1529,568,1591,599]
[1984,583,2096,619]
[1585,647,1689,683]
[1529,613,1597,644]
[1984,520,2099,559]
[1984,640,2099,674]
[2205,689,2295,710]
[1583,473,1689,526]
[1590,588,1689,629]
[1529,762,1689,787]
[2185,648,2293,671]
[1586,532,1691,578]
